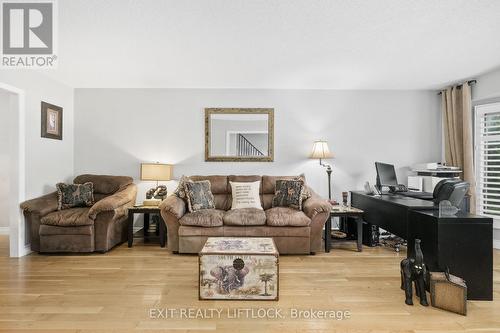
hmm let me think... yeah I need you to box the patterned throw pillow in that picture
[173,175,190,200]
[184,180,216,212]
[295,175,312,201]
[302,188,312,201]
[56,182,94,210]
[272,179,305,210]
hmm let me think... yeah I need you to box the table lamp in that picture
[310,140,334,199]
[140,163,173,206]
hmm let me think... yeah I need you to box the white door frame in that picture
[0,82,27,257]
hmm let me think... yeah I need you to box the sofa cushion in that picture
[178,225,310,237]
[179,209,224,227]
[189,175,228,194]
[56,182,94,210]
[179,225,224,236]
[184,180,216,212]
[174,177,229,210]
[223,208,266,226]
[265,207,311,227]
[41,207,94,227]
[228,175,262,190]
[223,225,310,237]
[261,194,274,210]
[74,174,132,195]
[213,194,231,211]
[272,179,305,210]
[262,175,306,194]
[93,193,109,202]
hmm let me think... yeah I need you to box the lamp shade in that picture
[140,163,173,181]
[310,140,333,159]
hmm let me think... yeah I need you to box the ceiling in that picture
[44,0,500,89]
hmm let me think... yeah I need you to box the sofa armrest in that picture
[302,189,332,253]
[159,195,186,253]
[88,184,137,220]
[303,197,332,219]
[20,192,59,217]
[159,195,186,219]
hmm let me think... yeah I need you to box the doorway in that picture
[0,83,26,257]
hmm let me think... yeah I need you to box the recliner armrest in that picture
[20,192,59,217]
[88,184,137,220]
[159,195,186,219]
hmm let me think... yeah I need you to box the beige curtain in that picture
[442,83,476,213]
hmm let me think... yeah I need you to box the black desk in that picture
[408,210,493,300]
[350,191,435,239]
[351,191,493,300]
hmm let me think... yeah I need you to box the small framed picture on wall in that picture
[41,101,63,140]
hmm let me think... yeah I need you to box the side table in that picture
[127,206,166,248]
[325,205,364,252]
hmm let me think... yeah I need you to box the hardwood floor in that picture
[0,235,498,333]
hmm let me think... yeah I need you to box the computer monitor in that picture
[375,162,398,189]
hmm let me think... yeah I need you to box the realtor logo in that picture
[1,0,57,68]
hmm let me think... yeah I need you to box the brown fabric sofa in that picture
[20,174,137,253]
[160,175,331,254]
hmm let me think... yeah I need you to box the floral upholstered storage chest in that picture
[199,237,279,300]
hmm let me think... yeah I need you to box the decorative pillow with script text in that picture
[230,181,263,210]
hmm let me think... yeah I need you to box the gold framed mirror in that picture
[205,108,274,162]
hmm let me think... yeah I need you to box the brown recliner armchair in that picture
[20,174,137,253]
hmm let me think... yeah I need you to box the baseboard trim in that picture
[18,244,32,257]
[494,240,500,250]
[0,227,9,235]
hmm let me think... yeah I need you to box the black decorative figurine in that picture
[400,239,429,306]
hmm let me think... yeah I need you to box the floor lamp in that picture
[310,140,334,200]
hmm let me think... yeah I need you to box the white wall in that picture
[473,67,500,102]
[0,71,74,199]
[0,90,12,230]
[74,89,441,203]
[0,70,74,256]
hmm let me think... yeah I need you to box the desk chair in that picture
[381,179,470,252]
[433,179,470,207]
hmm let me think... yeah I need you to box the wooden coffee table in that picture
[324,205,364,253]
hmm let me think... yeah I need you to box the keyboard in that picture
[398,191,434,200]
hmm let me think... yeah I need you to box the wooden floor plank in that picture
[0,235,498,332]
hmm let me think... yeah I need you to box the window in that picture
[475,102,500,217]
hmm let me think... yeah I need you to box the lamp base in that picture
[143,198,162,206]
